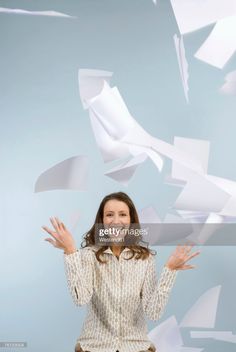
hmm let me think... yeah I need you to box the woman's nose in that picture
[112,215,122,224]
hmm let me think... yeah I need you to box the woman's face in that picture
[103,199,131,227]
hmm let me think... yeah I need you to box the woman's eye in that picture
[106,214,113,217]
[121,214,127,216]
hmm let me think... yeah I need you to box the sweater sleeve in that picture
[141,254,178,321]
[63,249,94,307]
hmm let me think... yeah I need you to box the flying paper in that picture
[148,316,183,352]
[79,69,204,185]
[138,206,161,224]
[167,137,236,221]
[170,1,236,68]
[206,174,236,217]
[195,16,236,69]
[190,331,236,343]
[89,109,131,163]
[171,137,210,183]
[179,285,221,328]
[34,155,88,192]
[220,70,236,95]
[79,69,113,110]
[170,0,236,35]
[186,213,224,245]
[0,7,74,18]
[173,173,230,213]
[180,348,204,352]
[104,153,148,186]
[173,34,189,103]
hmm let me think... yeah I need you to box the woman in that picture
[42,192,200,352]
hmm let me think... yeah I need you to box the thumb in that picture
[44,238,54,245]
[178,264,197,270]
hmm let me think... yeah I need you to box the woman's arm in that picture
[141,243,200,320]
[141,255,178,321]
[64,249,94,307]
[42,217,95,306]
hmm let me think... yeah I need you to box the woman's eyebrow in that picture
[104,210,128,213]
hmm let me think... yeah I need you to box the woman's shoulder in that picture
[144,250,157,265]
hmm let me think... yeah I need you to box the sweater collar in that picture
[103,246,131,254]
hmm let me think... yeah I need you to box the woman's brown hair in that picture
[80,191,156,263]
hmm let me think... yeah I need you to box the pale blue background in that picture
[0,0,236,351]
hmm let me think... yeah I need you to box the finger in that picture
[50,217,60,232]
[41,226,55,236]
[61,222,67,231]
[175,244,183,254]
[42,226,64,245]
[55,216,64,231]
[44,238,57,247]
[177,243,195,257]
[186,251,201,261]
[182,243,194,252]
[180,243,192,252]
[185,244,194,252]
[178,264,196,270]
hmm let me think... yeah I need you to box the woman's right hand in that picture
[42,217,77,254]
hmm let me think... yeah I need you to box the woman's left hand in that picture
[165,243,201,271]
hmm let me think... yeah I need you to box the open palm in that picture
[42,216,76,253]
[166,243,201,270]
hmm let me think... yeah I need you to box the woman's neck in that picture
[110,245,125,257]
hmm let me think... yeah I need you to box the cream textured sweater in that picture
[63,245,178,352]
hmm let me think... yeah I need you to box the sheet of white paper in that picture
[79,69,113,109]
[138,206,161,224]
[148,316,183,352]
[172,137,210,182]
[173,173,230,213]
[190,331,236,343]
[0,7,74,18]
[171,169,236,220]
[89,109,130,163]
[129,145,163,172]
[104,153,148,186]
[180,348,204,352]
[165,175,186,187]
[34,156,88,192]
[206,174,236,195]
[176,210,208,220]
[170,0,236,34]
[87,82,137,140]
[220,70,236,95]
[141,213,192,245]
[80,71,162,169]
[186,212,224,244]
[195,16,236,69]
[179,285,221,328]
[79,69,203,179]
[121,127,203,174]
[220,215,236,223]
[174,34,189,103]
[219,196,236,217]
[152,213,193,245]
[206,174,236,217]
[138,211,193,246]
